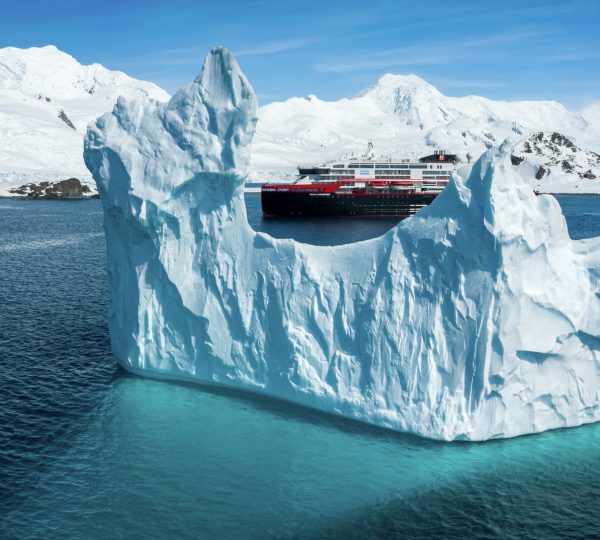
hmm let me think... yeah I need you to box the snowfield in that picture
[0,45,168,195]
[251,74,600,192]
[85,47,600,441]
[1,44,600,195]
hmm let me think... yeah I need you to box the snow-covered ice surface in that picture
[0,45,169,194]
[85,47,600,441]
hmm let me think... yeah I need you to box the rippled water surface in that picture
[2,194,600,539]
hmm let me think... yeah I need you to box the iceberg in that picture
[84,47,600,441]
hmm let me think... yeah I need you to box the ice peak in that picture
[359,73,443,100]
[194,46,255,111]
[0,44,168,101]
[374,72,439,91]
[86,46,257,201]
[0,44,78,73]
[359,72,450,128]
[4,43,61,54]
[164,46,257,174]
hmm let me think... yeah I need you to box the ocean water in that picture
[2,194,600,539]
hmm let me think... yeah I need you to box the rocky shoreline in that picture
[5,178,98,199]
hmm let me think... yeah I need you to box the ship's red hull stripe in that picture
[262,178,449,190]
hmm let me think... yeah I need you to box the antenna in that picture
[362,139,374,160]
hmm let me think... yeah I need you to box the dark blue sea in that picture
[2,194,600,539]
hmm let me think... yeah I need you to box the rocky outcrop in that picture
[514,131,600,174]
[8,177,97,199]
[535,165,547,179]
[57,109,76,130]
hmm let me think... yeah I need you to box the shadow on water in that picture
[296,417,600,540]
[108,366,600,540]
[306,456,600,540]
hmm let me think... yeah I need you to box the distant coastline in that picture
[0,194,99,200]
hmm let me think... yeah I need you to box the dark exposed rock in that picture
[512,131,599,181]
[536,166,546,180]
[511,155,525,166]
[561,160,573,172]
[550,132,576,150]
[58,109,76,130]
[8,178,97,199]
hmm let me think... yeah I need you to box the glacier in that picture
[0,45,169,195]
[84,47,600,441]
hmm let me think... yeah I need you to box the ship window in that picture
[358,164,374,168]
[332,164,345,168]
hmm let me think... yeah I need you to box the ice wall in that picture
[84,47,600,441]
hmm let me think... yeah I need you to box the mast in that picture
[362,139,374,160]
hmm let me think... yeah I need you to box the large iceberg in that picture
[84,47,600,441]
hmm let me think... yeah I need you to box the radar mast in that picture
[362,139,375,160]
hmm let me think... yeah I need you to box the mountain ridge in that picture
[250,70,599,192]
[1,45,599,194]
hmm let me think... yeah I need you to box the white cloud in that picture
[236,37,320,57]
[313,30,544,73]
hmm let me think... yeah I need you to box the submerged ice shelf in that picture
[84,47,600,441]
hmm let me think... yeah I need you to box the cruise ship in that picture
[261,145,459,218]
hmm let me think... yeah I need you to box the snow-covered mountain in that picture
[511,132,600,193]
[250,74,600,192]
[1,45,599,195]
[0,45,169,195]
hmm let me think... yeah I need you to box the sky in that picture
[1,0,599,109]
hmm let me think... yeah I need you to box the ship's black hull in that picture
[261,191,438,217]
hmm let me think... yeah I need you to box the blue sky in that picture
[1,0,599,108]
